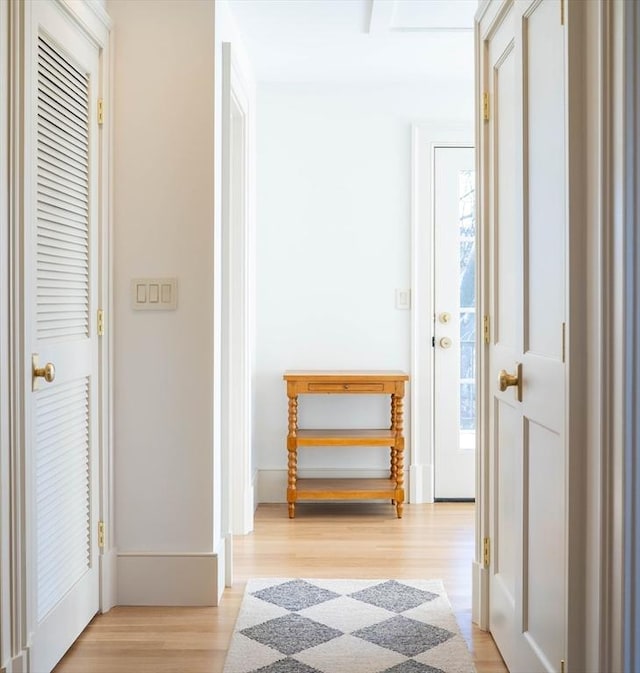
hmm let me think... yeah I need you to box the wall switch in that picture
[132,278,177,310]
[395,288,411,310]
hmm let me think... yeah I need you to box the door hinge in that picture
[560,0,565,25]
[562,322,566,362]
[561,659,566,673]
[483,315,490,345]
[483,537,490,567]
[98,98,104,126]
[97,309,104,336]
[432,336,435,348]
[98,521,105,549]
[482,92,490,121]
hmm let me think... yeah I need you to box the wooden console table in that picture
[283,370,409,519]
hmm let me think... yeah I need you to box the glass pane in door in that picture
[458,170,476,447]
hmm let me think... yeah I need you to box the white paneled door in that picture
[433,146,476,500]
[27,2,101,671]
[481,0,567,671]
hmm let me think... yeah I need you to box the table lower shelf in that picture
[287,478,405,519]
[293,477,400,499]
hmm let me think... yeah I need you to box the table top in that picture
[283,370,409,382]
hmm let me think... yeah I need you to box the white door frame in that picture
[0,0,12,668]
[622,1,640,668]
[221,40,255,567]
[410,121,473,506]
[1,1,112,669]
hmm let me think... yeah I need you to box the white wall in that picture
[255,82,473,501]
[108,0,218,604]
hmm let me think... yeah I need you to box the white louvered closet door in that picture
[28,3,100,671]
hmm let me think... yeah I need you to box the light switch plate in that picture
[395,288,411,310]
[132,278,177,310]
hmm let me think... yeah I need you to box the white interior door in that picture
[27,2,101,670]
[483,1,567,670]
[433,146,476,500]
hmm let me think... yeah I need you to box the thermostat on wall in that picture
[131,278,177,310]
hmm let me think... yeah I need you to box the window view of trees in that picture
[458,170,476,433]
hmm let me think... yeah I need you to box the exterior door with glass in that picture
[433,146,476,500]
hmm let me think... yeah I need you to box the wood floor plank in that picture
[54,503,507,673]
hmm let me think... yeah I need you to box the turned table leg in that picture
[395,392,405,519]
[390,394,398,504]
[287,393,298,519]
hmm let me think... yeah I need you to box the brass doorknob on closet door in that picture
[439,337,452,349]
[498,363,523,401]
[32,354,55,390]
[498,369,518,391]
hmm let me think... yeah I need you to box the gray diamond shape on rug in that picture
[353,615,454,657]
[381,661,446,673]
[349,580,439,613]
[241,613,343,655]
[252,658,324,673]
[252,580,341,611]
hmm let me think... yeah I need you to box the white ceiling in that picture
[226,0,477,84]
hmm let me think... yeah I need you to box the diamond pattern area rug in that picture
[223,579,476,673]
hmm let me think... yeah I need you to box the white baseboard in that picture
[117,553,219,606]
[472,560,489,630]
[409,463,433,503]
[257,468,410,504]
[100,546,118,612]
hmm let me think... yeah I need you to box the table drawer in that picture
[306,382,386,393]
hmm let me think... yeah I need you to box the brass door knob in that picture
[439,337,452,349]
[498,363,522,401]
[499,369,518,391]
[32,354,56,390]
[439,312,451,324]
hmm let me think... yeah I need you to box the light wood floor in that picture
[54,502,508,673]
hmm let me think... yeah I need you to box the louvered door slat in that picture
[39,37,89,92]
[38,291,88,302]
[35,376,90,621]
[37,432,90,468]
[36,413,88,440]
[39,39,90,93]
[37,110,89,153]
[38,486,89,528]
[36,395,87,427]
[37,250,88,269]
[39,166,88,199]
[37,479,90,518]
[36,34,90,344]
[38,226,88,248]
[37,90,88,138]
[38,122,89,163]
[38,236,87,258]
[38,103,89,144]
[38,201,89,225]
[38,486,89,524]
[38,183,88,212]
[39,149,89,184]
[38,71,89,119]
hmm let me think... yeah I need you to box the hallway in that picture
[54,503,506,673]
